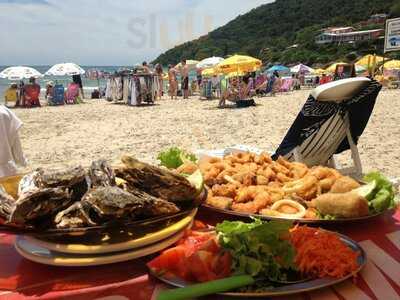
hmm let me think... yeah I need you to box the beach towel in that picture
[65,83,79,104]
[273,79,382,160]
[0,105,26,177]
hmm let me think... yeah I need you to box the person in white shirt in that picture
[0,105,27,178]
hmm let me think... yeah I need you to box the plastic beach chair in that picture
[272,77,382,178]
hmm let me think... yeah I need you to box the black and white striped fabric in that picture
[272,79,382,165]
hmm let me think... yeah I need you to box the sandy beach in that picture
[12,88,400,179]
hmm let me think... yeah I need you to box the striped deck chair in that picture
[272,77,382,178]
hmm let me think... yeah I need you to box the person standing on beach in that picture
[154,63,164,100]
[142,61,151,74]
[168,64,178,100]
[180,59,189,99]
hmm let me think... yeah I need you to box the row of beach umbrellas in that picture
[0,63,85,81]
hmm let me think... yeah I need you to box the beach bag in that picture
[51,84,65,105]
[66,83,79,104]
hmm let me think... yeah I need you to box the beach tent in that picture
[355,55,384,68]
[325,62,347,73]
[267,65,290,73]
[0,66,43,80]
[45,63,85,76]
[196,57,224,69]
[217,55,262,74]
[290,64,314,74]
[175,60,199,71]
[383,60,400,70]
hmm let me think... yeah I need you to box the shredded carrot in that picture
[290,226,359,279]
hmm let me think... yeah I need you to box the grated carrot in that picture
[290,226,359,279]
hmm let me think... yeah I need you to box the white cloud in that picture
[0,0,271,65]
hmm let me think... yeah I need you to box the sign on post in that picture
[384,17,400,53]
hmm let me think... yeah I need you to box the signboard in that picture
[385,17,400,53]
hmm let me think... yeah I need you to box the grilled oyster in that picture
[115,155,197,202]
[10,187,72,226]
[54,202,96,229]
[88,160,116,187]
[34,166,87,188]
[0,185,15,220]
[82,186,180,224]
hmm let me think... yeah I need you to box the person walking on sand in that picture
[155,63,164,100]
[180,59,189,99]
[168,64,178,100]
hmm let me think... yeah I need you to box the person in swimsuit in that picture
[180,59,189,99]
[168,64,178,100]
[155,63,164,100]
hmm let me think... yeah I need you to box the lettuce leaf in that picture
[363,172,397,213]
[216,219,296,282]
[157,147,197,169]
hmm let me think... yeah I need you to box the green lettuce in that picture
[363,172,397,213]
[157,147,197,169]
[216,219,296,282]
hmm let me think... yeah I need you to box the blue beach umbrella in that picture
[267,65,290,73]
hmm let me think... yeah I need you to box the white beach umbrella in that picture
[290,64,315,74]
[0,66,43,80]
[196,57,224,69]
[45,63,85,76]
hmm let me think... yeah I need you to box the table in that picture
[1,208,399,300]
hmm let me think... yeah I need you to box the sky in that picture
[0,0,272,66]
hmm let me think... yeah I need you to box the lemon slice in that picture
[186,170,204,195]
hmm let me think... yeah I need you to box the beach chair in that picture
[65,83,80,104]
[50,84,65,106]
[272,77,382,178]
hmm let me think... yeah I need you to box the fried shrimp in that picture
[211,184,238,199]
[231,192,272,214]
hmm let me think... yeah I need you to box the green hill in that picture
[153,0,400,66]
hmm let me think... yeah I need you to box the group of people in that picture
[4,77,41,108]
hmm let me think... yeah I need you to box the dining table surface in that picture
[0,206,399,300]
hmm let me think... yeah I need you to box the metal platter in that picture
[149,231,367,297]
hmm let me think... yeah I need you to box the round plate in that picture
[202,204,383,224]
[23,209,197,255]
[150,232,366,297]
[15,225,189,267]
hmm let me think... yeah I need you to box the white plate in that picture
[24,209,196,255]
[15,225,188,267]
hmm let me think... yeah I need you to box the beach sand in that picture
[12,89,400,179]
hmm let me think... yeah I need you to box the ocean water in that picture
[0,66,128,104]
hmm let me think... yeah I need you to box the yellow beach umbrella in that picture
[355,55,384,67]
[225,70,247,78]
[383,60,400,70]
[313,68,330,75]
[325,62,347,73]
[217,54,262,74]
[202,68,218,77]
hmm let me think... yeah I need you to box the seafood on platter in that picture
[177,152,397,221]
[0,157,202,230]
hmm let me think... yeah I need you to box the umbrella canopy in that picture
[196,57,224,69]
[45,63,85,76]
[313,68,330,75]
[355,55,384,67]
[217,55,262,74]
[175,60,199,71]
[0,66,43,80]
[202,68,219,77]
[267,65,290,73]
[225,70,247,78]
[290,64,314,74]
[355,65,367,73]
[383,59,400,70]
[325,62,347,73]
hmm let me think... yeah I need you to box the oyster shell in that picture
[54,202,96,229]
[0,185,15,220]
[115,155,197,202]
[82,186,180,223]
[10,187,72,226]
[35,166,87,188]
[88,160,116,187]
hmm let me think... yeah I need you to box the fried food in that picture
[312,192,369,218]
[197,152,368,220]
[330,176,361,193]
